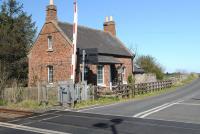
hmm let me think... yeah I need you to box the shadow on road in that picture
[93,118,123,134]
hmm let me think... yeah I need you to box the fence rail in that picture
[2,80,173,107]
[97,80,173,98]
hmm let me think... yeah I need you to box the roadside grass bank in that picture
[0,97,58,112]
[74,74,199,109]
[5,100,58,112]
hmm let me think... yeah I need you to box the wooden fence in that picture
[2,80,173,104]
[96,80,173,98]
[3,85,58,104]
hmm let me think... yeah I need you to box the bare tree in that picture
[128,42,139,59]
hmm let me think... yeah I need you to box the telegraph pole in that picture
[82,50,86,82]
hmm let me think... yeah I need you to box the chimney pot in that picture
[50,0,54,5]
[110,16,113,21]
[105,16,109,22]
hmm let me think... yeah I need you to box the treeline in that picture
[0,0,36,86]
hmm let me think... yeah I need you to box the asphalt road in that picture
[0,110,200,134]
[80,78,200,124]
[0,78,200,134]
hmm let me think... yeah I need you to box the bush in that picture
[128,75,135,85]
[0,99,7,106]
[136,55,164,80]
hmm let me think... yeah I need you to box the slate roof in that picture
[58,22,133,57]
[134,65,145,74]
[98,55,122,64]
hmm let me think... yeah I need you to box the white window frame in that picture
[48,36,53,50]
[48,66,53,84]
[97,65,104,86]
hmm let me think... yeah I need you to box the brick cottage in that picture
[28,1,135,89]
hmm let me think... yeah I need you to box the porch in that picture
[80,55,127,90]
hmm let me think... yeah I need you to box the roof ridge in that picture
[58,21,106,34]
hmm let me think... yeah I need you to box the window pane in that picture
[48,36,52,49]
[48,66,53,83]
[97,65,103,84]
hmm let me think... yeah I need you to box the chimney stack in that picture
[46,0,57,22]
[103,16,116,36]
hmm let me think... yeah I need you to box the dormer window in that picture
[48,36,53,50]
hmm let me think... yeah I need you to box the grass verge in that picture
[1,98,59,112]
[74,74,199,109]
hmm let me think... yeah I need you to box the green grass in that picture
[75,97,121,109]
[75,74,199,109]
[2,74,198,111]
[5,100,50,111]
[4,97,59,112]
[0,99,7,106]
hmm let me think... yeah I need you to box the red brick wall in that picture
[46,5,57,22]
[117,57,133,82]
[85,57,133,88]
[103,21,116,36]
[28,22,72,86]
[103,65,110,86]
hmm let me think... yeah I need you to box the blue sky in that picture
[2,0,200,73]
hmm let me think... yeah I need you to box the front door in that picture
[110,64,118,86]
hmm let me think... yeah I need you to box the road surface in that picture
[0,78,200,134]
[80,78,200,124]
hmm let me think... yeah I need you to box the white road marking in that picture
[177,102,200,106]
[0,122,71,134]
[133,100,184,118]
[133,103,170,118]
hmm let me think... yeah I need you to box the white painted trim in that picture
[48,36,53,50]
[122,67,127,84]
[97,65,104,86]
[48,66,53,83]
[109,65,112,90]
[97,84,106,87]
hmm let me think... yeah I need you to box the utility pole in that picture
[82,50,86,82]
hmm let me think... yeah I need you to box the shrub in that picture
[0,99,7,106]
[128,75,135,85]
[136,55,164,80]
